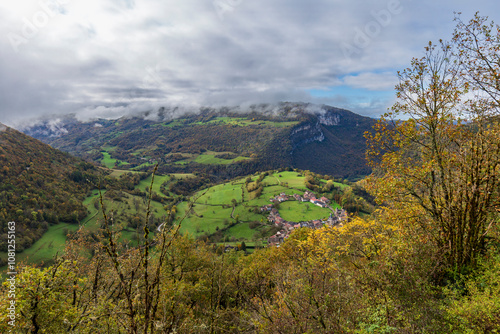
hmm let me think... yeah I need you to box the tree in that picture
[453,13,500,112]
[365,31,500,275]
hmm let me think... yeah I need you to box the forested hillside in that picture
[0,124,103,255]
[24,104,375,180]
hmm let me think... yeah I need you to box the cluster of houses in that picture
[263,191,348,247]
[140,157,159,164]
[265,191,331,208]
[294,191,331,208]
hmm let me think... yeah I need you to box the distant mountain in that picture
[290,106,375,178]
[23,103,376,180]
[0,123,102,254]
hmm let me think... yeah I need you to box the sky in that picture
[0,0,499,128]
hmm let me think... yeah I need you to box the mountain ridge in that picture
[22,103,376,180]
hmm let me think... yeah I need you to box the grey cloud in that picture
[0,0,499,128]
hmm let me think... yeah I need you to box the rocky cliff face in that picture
[289,107,376,179]
[289,108,349,151]
[318,112,340,126]
[290,122,325,150]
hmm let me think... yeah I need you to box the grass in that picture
[80,189,167,232]
[173,151,251,165]
[155,119,187,128]
[108,169,142,178]
[152,117,299,129]
[0,222,79,267]
[0,181,174,270]
[101,151,117,168]
[196,181,244,205]
[278,201,332,222]
[136,174,172,197]
[193,117,299,128]
[233,205,264,222]
[3,170,347,271]
[193,153,250,165]
[264,171,348,191]
[100,146,130,169]
[223,223,256,240]
[132,162,156,170]
[173,171,344,241]
[135,173,195,197]
[176,202,234,236]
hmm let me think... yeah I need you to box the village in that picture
[263,190,348,246]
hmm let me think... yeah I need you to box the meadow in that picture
[173,151,251,165]
[2,169,345,268]
[174,170,341,242]
[0,222,80,270]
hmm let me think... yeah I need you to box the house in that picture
[275,217,285,225]
[303,191,314,200]
[313,200,327,208]
[260,204,273,212]
[320,196,330,204]
[268,234,285,246]
[312,220,323,229]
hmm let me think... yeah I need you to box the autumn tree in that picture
[366,18,500,275]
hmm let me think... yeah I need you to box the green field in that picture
[2,170,347,271]
[132,161,156,170]
[223,223,256,240]
[100,146,130,168]
[174,171,343,241]
[175,178,263,239]
[262,171,348,190]
[81,190,167,229]
[108,169,142,178]
[101,151,117,168]
[193,153,250,165]
[0,172,195,269]
[173,151,251,165]
[153,116,299,129]
[195,181,244,205]
[154,119,188,128]
[0,222,79,268]
[136,174,172,197]
[176,202,234,236]
[192,117,299,128]
[278,201,331,222]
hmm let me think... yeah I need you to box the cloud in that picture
[0,0,499,127]
[341,72,398,91]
